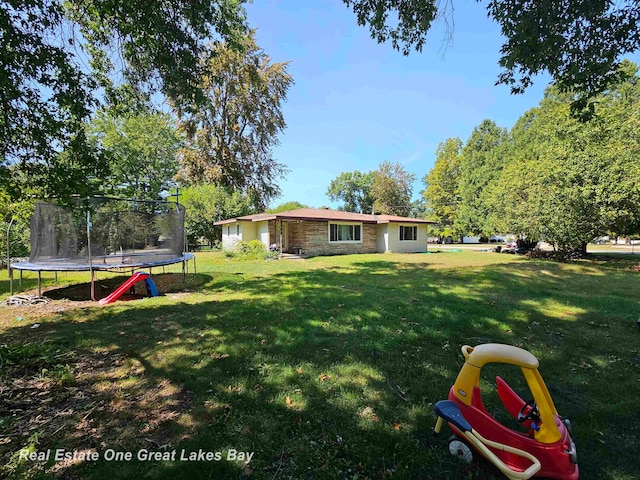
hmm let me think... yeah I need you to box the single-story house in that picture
[214,208,435,256]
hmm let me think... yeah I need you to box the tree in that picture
[370,161,416,216]
[90,111,181,200]
[342,0,640,113]
[0,189,33,259]
[489,64,640,255]
[179,184,253,249]
[176,31,293,210]
[422,137,462,236]
[326,171,375,213]
[455,120,507,235]
[267,201,309,213]
[1,0,247,199]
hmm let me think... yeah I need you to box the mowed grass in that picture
[1,251,639,479]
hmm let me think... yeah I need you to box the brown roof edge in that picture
[214,213,276,225]
[214,208,435,225]
[213,219,238,226]
[278,215,378,224]
[375,216,436,224]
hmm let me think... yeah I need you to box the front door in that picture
[280,221,289,252]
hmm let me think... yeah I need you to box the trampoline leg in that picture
[194,256,197,275]
[9,267,13,296]
[55,271,58,283]
[37,271,42,297]
[182,259,186,282]
[19,269,22,288]
[90,270,96,302]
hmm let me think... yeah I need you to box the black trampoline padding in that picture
[12,253,195,272]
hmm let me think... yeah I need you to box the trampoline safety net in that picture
[27,198,186,270]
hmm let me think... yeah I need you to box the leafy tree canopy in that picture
[176,31,293,210]
[371,161,416,216]
[326,171,375,213]
[343,0,640,113]
[422,137,462,235]
[0,0,247,199]
[267,201,309,213]
[487,61,640,255]
[178,184,253,248]
[90,111,181,201]
[455,119,507,235]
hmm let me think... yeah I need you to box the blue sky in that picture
[244,0,552,210]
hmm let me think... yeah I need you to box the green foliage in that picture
[2,432,41,478]
[179,184,253,249]
[223,239,270,259]
[326,170,374,213]
[0,0,247,200]
[487,0,640,116]
[422,137,462,235]
[267,201,308,213]
[371,161,416,216]
[487,63,640,254]
[343,1,640,112]
[177,31,293,210]
[0,342,69,372]
[343,0,438,55]
[0,193,34,259]
[90,111,181,200]
[455,120,507,235]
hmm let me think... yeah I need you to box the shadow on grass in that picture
[2,257,639,479]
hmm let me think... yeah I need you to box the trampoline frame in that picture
[8,196,196,300]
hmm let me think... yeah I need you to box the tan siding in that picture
[257,221,270,247]
[221,221,241,250]
[376,224,388,252]
[242,222,258,241]
[387,224,428,253]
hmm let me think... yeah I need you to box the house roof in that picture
[375,214,433,224]
[214,213,276,225]
[274,208,378,223]
[214,208,435,225]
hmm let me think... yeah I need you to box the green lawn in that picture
[1,251,639,479]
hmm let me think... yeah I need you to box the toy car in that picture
[433,344,578,480]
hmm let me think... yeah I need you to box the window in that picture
[329,223,362,242]
[400,226,417,241]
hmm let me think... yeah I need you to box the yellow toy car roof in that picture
[463,344,539,369]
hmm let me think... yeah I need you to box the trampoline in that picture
[10,197,196,300]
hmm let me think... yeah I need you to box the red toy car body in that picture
[434,344,579,480]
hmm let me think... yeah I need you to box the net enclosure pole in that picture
[7,218,13,295]
[87,208,96,302]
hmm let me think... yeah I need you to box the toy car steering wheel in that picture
[517,398,541,424]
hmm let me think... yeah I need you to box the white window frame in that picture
[328,222,363,243]
[399,225,418,242]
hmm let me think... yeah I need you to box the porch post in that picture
[279,219,283,257]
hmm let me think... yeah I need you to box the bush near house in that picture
[224,239,272,260]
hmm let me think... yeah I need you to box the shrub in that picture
[224,240,269,260]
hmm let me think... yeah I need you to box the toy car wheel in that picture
[448,435,474,464]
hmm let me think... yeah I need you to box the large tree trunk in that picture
[580,241,588,255]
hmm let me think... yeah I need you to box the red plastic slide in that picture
[98,272,158,305]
